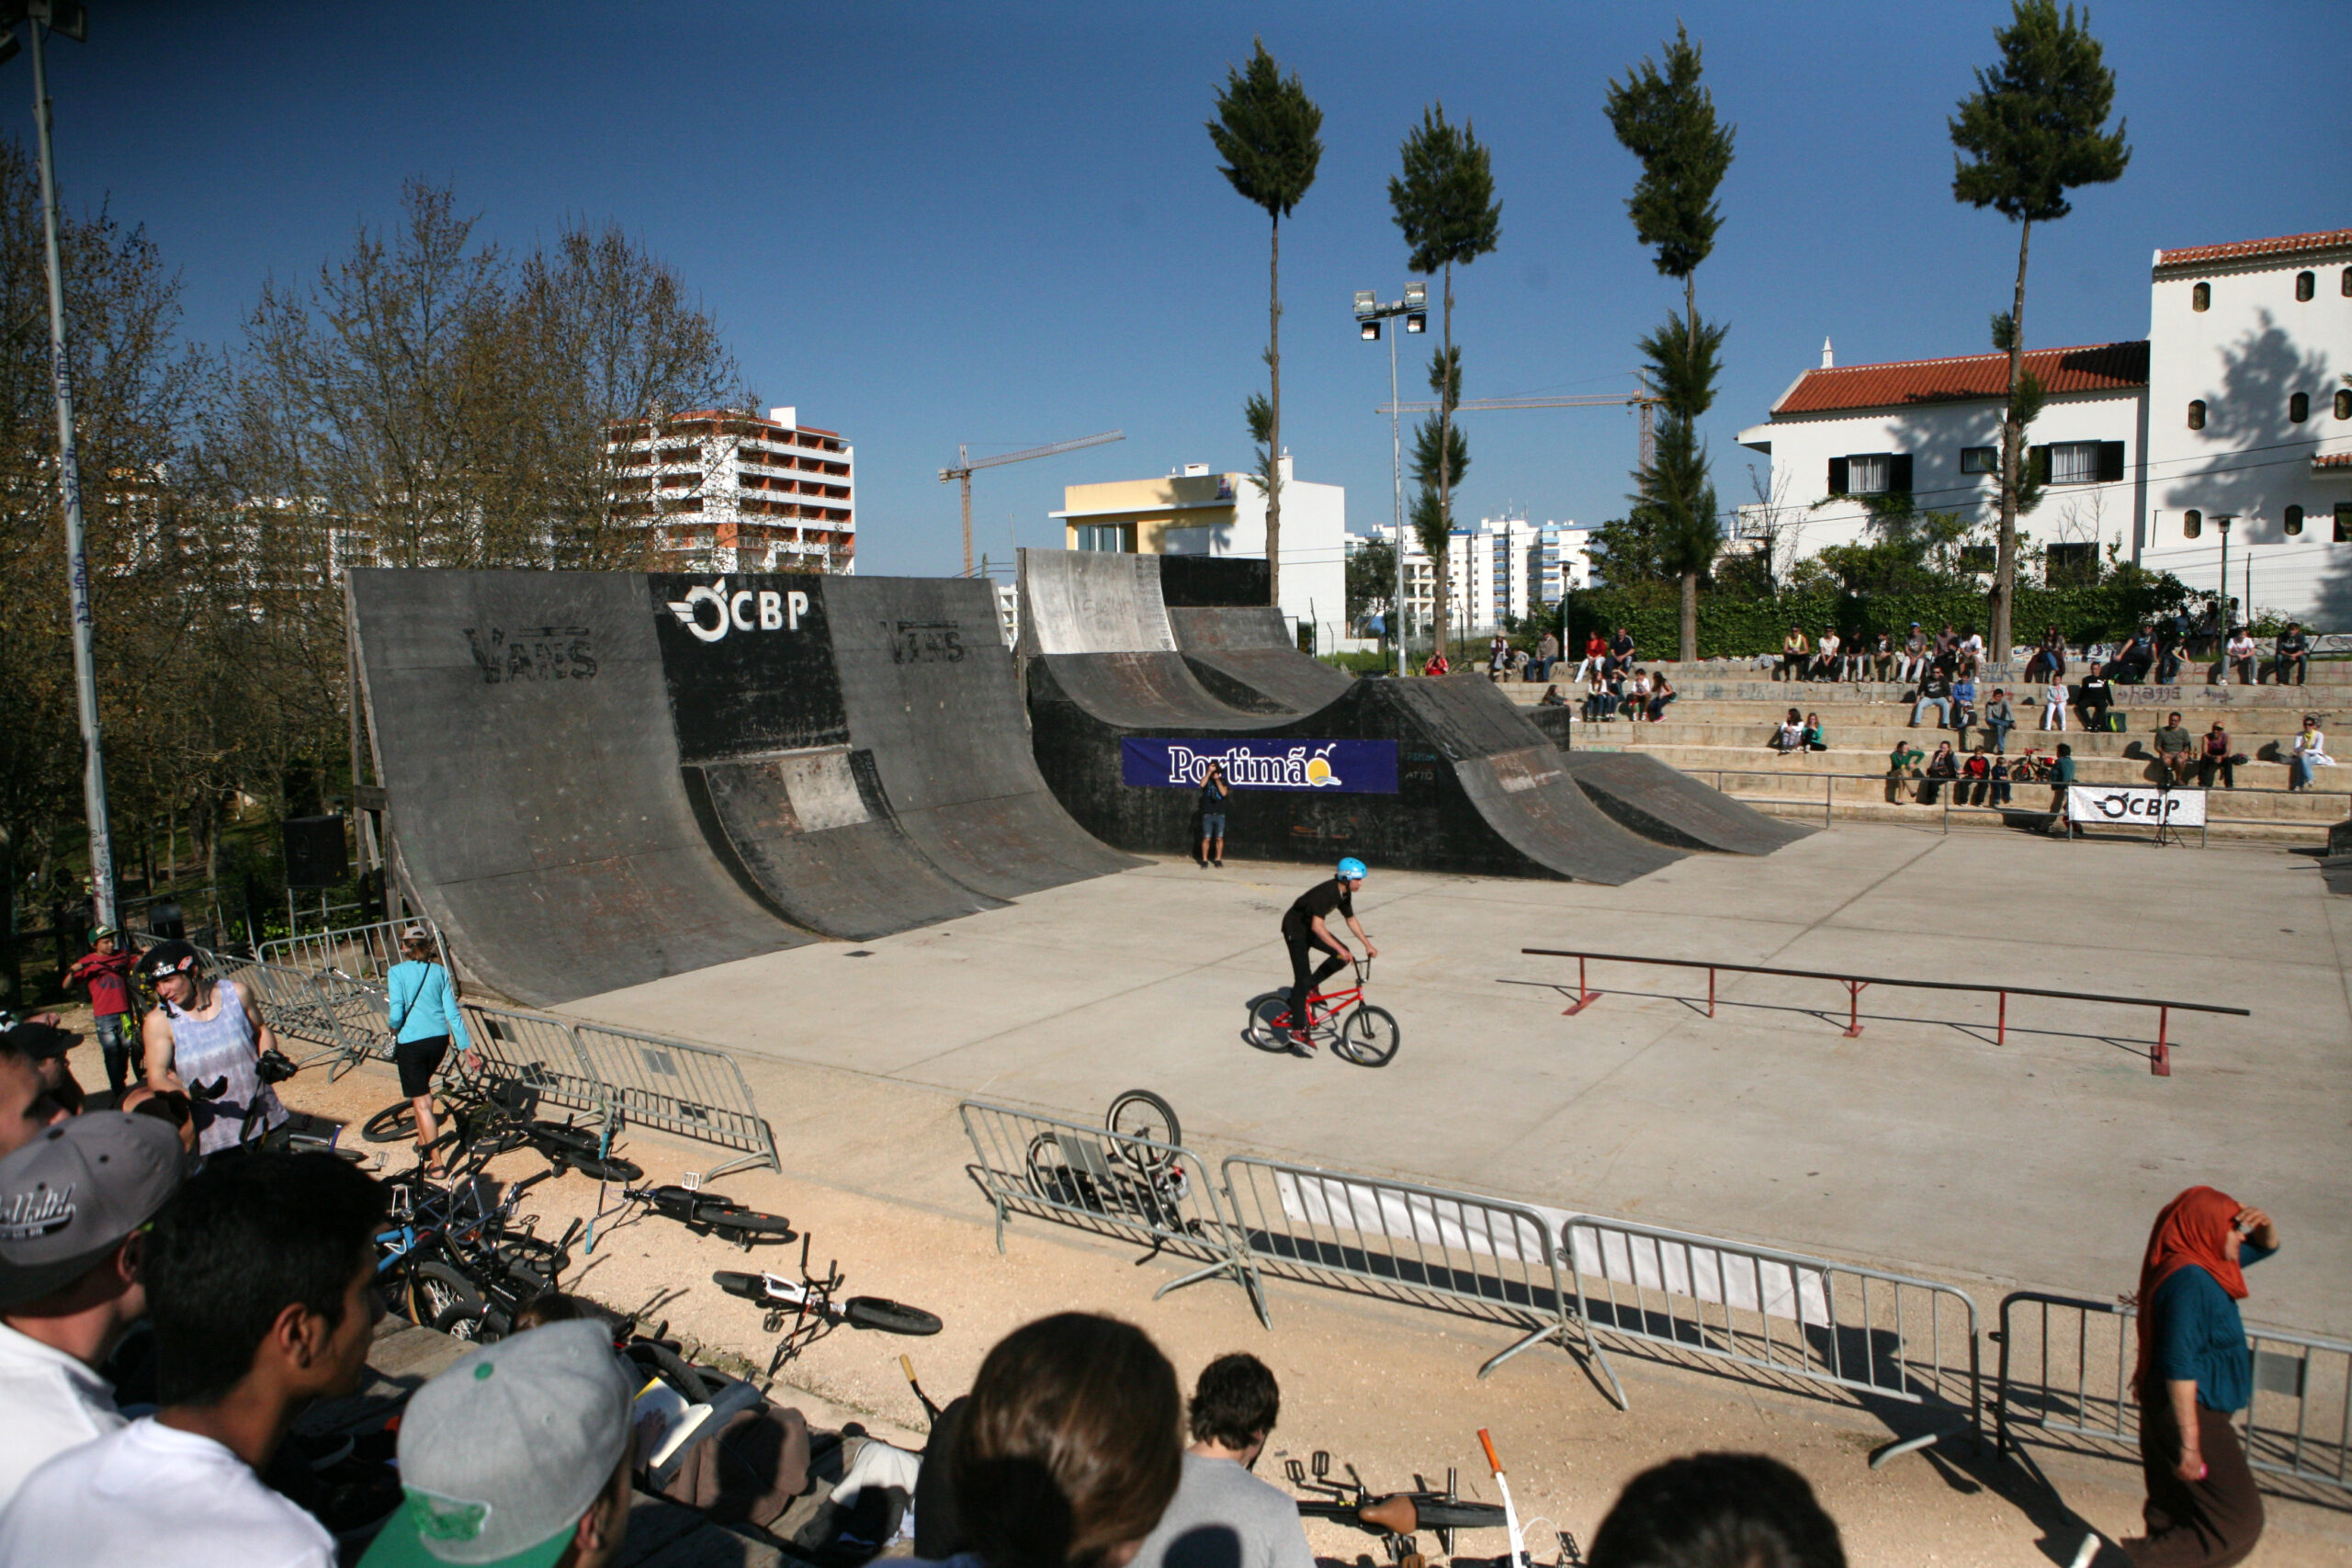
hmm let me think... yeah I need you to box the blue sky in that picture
[48,1,2351,575]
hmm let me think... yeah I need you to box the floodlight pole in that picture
[1356,285,1426,677]
[26,9,113,928]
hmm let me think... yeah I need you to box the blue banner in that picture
[1121,738,1398,795]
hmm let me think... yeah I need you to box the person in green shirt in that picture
[2153,713,2195,784]
[2047,743,2076,833]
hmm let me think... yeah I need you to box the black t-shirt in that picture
[1282,879,1354,942]
[1198,773,1227,811]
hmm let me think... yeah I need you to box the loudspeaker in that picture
[282,816,349,889]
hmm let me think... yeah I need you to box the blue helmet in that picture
[1336,857,1368,882]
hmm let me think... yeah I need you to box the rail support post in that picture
[1997,990,2007,1046]
[1843,980,1868,1039]
[2151,1006,2171,1077]
[1562,955,1602,1016]
[1707,966,1716,1019]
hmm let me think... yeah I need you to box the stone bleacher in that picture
[1498,659,2351,840]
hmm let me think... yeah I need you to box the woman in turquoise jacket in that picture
[387,926,469,1176]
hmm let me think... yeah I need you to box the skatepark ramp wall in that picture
[351,570,1136,1008]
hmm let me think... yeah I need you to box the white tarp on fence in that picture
[1272,1171,1549,1265]
[1560,1222,1832,1327]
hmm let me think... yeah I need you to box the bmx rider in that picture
[1280,859,1378,1055]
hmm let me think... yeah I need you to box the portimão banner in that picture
[1120,738,1399,795]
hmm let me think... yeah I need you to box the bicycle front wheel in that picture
[563,1151,643,1183]
[706,1209,795,1246]
[1335,1005,1400,1068]
[1106,1089,1181,1166]
[362,1100,419,1144]
[843,1296,943,1336]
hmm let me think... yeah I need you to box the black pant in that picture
[1285,936,1348,1037]
[2274,654,2307,685]
[2128,1399,2263,1566]
[2080,700,2109,731]
[2199,756,2233,788]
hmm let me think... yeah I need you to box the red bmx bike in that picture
[1245,959,1400,1066]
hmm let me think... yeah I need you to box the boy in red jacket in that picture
[66,927,139,1100]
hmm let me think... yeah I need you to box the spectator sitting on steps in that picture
[1951,672,1979,739]
[2109,623,2157,683]
[2290,716,2333,792]
[2271,623,2309,686]
[1868,632,1894,682]
[1982,689,2016,754]
[2224,626,2256,686]
[1910,670,1954,729]
[2154,713,2196,784]
[1884,739,1926,803]
[1778,625,1808,682]
[1582,672,1617,722]
[2077,666,2114,732]
[2042,677,2071,732]
[1772,708,1804,753]
[1538,682,1566,706]
[1801,712,1827,752]
[1897,623,1928,682]
[1917,742,1959,805]
[2199,721,2235,789]
[1811,628,1841,682]
[1645,674,1677,723]
[1990,754,2013,807]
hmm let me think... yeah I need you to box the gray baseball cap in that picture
[364,1319,634,1568]
[0,1111,187,1310]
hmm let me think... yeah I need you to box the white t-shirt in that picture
[0,1321,123,1508]
[0,1416,334,1568]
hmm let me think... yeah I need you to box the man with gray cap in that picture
[0,1111,185,1505]
[360,1318,638,1568]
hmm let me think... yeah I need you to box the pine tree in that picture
[1951,0,2130,661]
[1388,106,1499,661]
[1606,24,1736,662]
[1209,39,1322,607]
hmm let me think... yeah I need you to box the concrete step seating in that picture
[1486,666,2347,840]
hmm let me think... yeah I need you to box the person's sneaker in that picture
[1289,1031,1317,1055]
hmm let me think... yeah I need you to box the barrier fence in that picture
[956,1100,1266,1325]
[1995,1291,2351,1503]
[1220,1156,1622,1393]
[260,918,452,987]
[128,933,388,1077]
[568,1021,779,1177]
[1521,947,2249,1077]
[1561,1213,1980,1450]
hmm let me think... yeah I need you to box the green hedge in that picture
[1555,577,2193,661]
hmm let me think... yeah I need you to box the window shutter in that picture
[1889,453,1914,494]
[2097,441,2125,482]
[2027,445,2050,486]
[1827,457,1849,495]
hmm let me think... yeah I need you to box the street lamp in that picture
[2212,513,2234,629]
[0,2,112,929]
[1354,282,1425,676]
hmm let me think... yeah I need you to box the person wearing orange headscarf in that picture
[2120,1186,2278,1567]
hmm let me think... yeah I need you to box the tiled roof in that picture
[2155,228,2352,269]
[1771,342,2148,416]
[2314,452,2352,470]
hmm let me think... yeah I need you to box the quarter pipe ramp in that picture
[1554,751,1815,856]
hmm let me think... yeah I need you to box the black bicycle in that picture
[615,1182,795,1250]
[713,1234,941,1374]
[1023,1089,1197,1235]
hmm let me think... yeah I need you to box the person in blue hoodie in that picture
[386,927,469,1177]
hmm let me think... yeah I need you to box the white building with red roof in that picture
[1739,227,2350,624]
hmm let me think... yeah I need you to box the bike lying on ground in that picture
[359,1056,642,1182]
[613,1181,795,1250]
[1283,1449,1516,1560]
[1245,959,1400,1066]
[1022,1089,1201,1242]
[713,1234,941,1374]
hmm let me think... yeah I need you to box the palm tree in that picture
[1388,105,1499,661]
[1209,39,1322,607]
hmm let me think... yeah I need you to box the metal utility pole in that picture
[6,4,110,926]
[1355,284,1426,677]
[940,430,1124,576]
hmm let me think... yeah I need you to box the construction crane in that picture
[1379,392,1662,468]
[940,430,1125,576]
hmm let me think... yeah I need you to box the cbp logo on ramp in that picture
[667,578,808,644]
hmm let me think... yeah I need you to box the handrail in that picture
[1521,947,2247,1076]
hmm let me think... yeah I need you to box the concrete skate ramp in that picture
[826,577,1144,897]
[1018,549,1177,657]
[1555,750,1815,855]
[1168,606,1353,715]
[1026,659,1683,884]
[347,570,809,1008]
[683,749,1005,941]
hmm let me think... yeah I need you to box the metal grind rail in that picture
[1558,1213,1980,1449]
[956,1100,1266,1325]
[1220,1156,1623,1396]
[1994,1291,2351,1502]
[1521,948,2248,1076]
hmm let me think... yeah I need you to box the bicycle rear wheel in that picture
[1246,995,1299,1053]
[843,1296,942,1336]
[399,1261,481,1326]
[1105,1089,1180,1166]
[362,1100,418,1144]
[434,1301,511,1344]
[1023,1133,1101,1212]
[563,1152,643,1182]
[705,1209,795,1247]
[1335,1005,1400,1068]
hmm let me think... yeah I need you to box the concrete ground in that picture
[567,822,2352,1338]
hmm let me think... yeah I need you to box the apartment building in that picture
[606,405,855,572]
[1353,515,1590,637]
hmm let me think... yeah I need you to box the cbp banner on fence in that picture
[1121,738,1399,795]
[2066,783,2207,828]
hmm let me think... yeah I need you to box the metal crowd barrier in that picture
[1560,1214,1981,1445]
[1994,1291,2351,1502]
[1521,947,2248,1077]
[567,1021,779,1179]
[956,1100,1266,1325]
[458,1003,613,1123]
[260,917,451,986]
[1221,1156,1623,1396]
